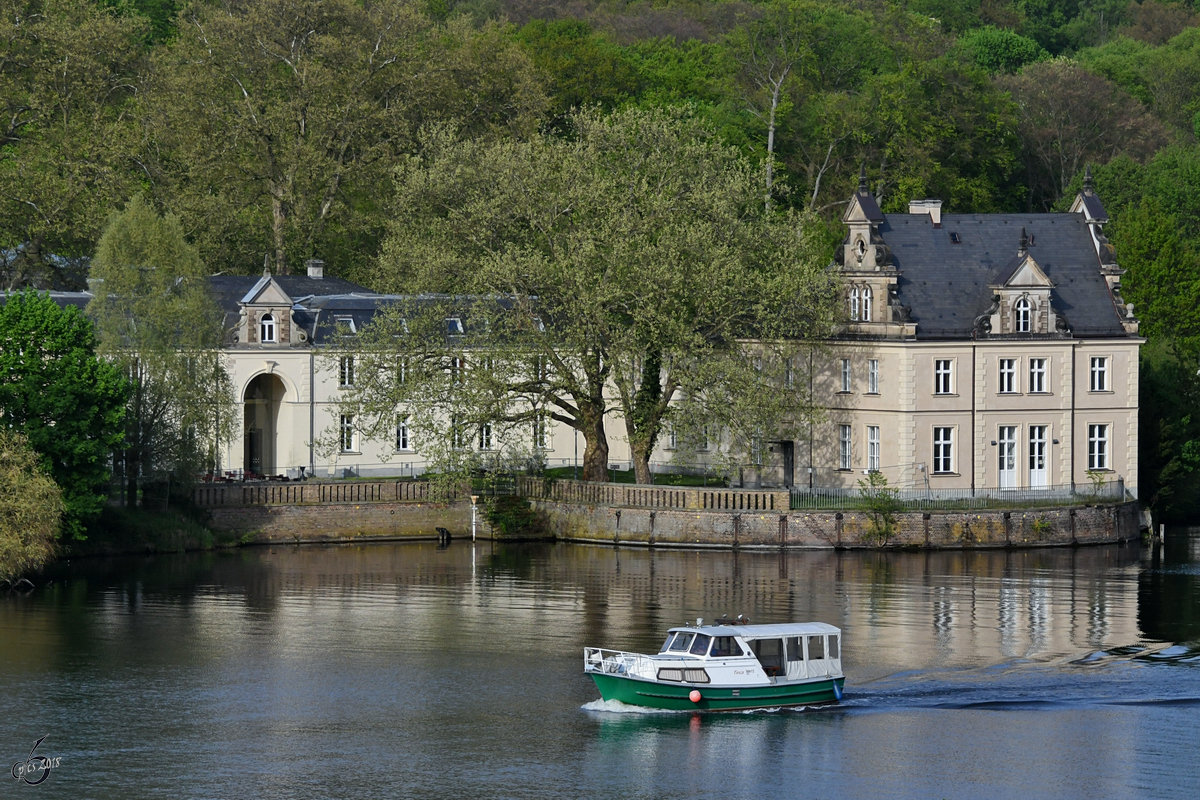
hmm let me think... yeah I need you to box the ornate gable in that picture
[238,269,297,347]
[984,230,1063,336]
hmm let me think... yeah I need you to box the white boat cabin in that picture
[656,621,842,683]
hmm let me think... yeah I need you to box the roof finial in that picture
[1083,165,1094,194]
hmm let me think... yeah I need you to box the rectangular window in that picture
[450,356,465,384]
[839,424,852,470]
[451,415,466,450]
[397,357,408,385]
[395,416,410,451]
[867,359,879,394]
[533,413,549,450]
[867,425,880,471]
[933,427,954,474]
[1088,423,1109,470]
[340,414,357,452]
[1090,356,1109,392]
[478,423,492,451]
[934,359,953,395]
[339,355,355,388]
[785,357,794,388]
[1029,357,1047,393]
[840,359,852,393]
[999,358,1016,394]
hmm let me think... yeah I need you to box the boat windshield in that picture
[689,634,712,656]
[666,633,695,653]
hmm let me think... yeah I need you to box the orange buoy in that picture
[689,690,702,703]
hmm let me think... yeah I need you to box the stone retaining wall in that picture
[531,498,1142,549]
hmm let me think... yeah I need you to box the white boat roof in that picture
[668,622,840,640]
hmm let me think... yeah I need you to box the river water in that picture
[3,533,1199,799]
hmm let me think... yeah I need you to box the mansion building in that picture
[11,179,1141,497]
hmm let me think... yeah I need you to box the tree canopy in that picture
[87,194,235,505]
[0,289,127,537]
[0,429,62,582]
[348,106,836,482]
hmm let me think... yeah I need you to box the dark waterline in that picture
[3,534,1199,799]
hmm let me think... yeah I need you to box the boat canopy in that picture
[665,622,840,642]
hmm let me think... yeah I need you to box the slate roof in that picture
[882,211,1128,340]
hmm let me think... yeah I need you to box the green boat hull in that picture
[589,673,844,711]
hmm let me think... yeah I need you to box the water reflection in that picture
[1,536,1198,799]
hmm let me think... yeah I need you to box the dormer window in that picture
[1014,297,1032,333]
[260,313,276,343]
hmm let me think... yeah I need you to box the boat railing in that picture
[583,647,658,677]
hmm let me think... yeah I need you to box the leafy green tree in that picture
[0,290,127,537]
[87,195,235,506]
[141,0,546,277]
[352,107,836,483]
[0,0,147,289]
[0,429,63,582]
[954,25,1047,73]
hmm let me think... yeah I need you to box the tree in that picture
[87,195,235,506]
[0,0,147,290]
[351,107,837,483]
[0,429,62,582]
[0,290,127,537]
[998,57,1168,209]
[141,0,546,277]
[954,25,1047,74]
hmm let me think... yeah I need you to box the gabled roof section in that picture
[1069,167,1108,223]
[240,271,293,306]
[1000,254,1054,289]
[842,169,884,224]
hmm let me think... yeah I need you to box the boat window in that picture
[683,669,710,684]
[808,635,825,660]
[787,636,803,661]
[659,634,676,653]
[668,633,695,653]
[711,636,739,657]
[657,668,684,682]
[828,634,839,659]
[689,634,712,656]
[752,638,785,676]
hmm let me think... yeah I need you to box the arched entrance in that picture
[244,374,287,477]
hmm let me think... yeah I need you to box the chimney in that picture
[86,277,104,296]
[908,199,943,227]
[306,259,324,279]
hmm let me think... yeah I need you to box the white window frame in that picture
[840,359,852,393]
[339,414,357,453]
[339,355,355,388]
[478,423,493,451]
[1015,296,1032,333]
[998,358,1016,394]
[1029,357,1047,393]
[933,426,954,474]
[1088,423,1110,471]
[259,312,276,343]
[839,425,852,470]
[849,287,860,321]
[395,416,410,451]
[867,359,879,394]
[867,425,880,472]
[533,413,549,450]
[934,359,953,395]
[1090,356,1109,392]
[862,285,872,322]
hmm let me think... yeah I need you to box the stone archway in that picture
[244,373,287,477]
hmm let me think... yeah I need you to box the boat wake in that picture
[581,698,682,714]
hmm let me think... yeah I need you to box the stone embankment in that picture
[195,478,1142,549]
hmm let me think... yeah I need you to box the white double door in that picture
[998,424,1048,490]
